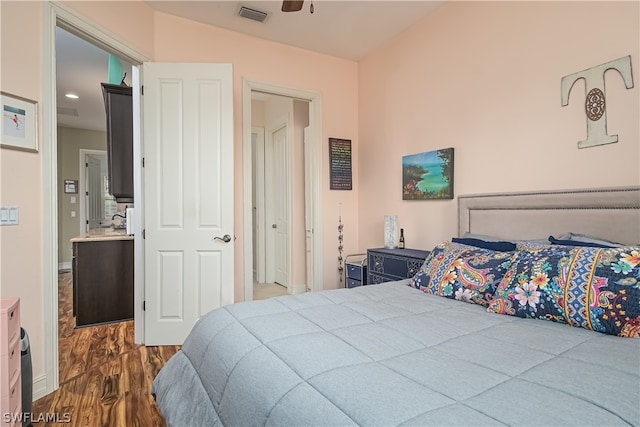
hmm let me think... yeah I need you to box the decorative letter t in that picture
[561,55,634,149]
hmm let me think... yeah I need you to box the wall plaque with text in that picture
[329,138,352,190]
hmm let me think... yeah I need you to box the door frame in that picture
[252,127,266,283]
[42,1,148,397]
[303,127,313,292]
[242,79,324,301]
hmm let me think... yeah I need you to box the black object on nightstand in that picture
[367,248,430,284]
[345,253,367,288]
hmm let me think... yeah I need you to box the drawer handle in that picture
[10,310,14,320]
[11,348,15,358]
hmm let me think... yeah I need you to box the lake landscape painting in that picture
[402,148,454,200]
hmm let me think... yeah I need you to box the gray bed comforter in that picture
[152,280,640,426]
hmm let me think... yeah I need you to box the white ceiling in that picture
[56,1,444,131]
[145,1,444,61]
[56,27,133,131]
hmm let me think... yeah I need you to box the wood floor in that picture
[31,273,288,426]
[32,271,180,426]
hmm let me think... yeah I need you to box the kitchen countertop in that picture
[70,228,134,242]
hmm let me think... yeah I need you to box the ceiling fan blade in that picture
[282,0,304,12]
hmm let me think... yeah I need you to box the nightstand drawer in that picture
[0,300,20,351]
[6,336,20,385]
[8,372,20,416]
[344,254,367,288]
[368,273,396,285]
[367,248,430,284]
[0,298,21,427]
[346,278,362,288]
[346,263,367,283]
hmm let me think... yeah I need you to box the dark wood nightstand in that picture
[367,248,430,284]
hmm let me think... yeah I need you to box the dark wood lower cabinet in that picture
[73,239,134,327]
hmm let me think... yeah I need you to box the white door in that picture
[143,62,234,345]
[252,127,266,283]
[303,127,313,292]
[265,122,290,287]
[85,154,103,231]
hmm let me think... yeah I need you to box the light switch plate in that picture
[0,205,19,225]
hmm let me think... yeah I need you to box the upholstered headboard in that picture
[458,187,640,245]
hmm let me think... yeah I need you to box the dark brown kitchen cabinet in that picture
[101,83,133,203]
[73,239,134,327]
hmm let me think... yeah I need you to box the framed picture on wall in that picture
[402,147,454,200]
[64,180,78,194]
[1,92,38,153]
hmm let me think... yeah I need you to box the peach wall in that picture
[60,0,154,58]
[358,1,639,252]
[0,0,157,394]
[152,12,360,299]
[0,0,46,388]
[251,100,265,128]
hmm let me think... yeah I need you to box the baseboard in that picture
[32,374,48,401]
[58,262,72,271]
[291,284,307,295]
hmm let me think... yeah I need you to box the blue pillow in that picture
[452,237,516,252]
[548,235,615,248]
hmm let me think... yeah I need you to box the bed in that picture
[152,187,640,426]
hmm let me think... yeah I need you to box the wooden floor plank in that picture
[32,271,180,426]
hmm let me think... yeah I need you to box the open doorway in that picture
[43,3,147,399]
[243,80,324,302]
[251,95,310,299]
[54,24,137,385]
[78,150,117,233]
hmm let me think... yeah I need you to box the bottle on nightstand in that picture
[398,228,405,249]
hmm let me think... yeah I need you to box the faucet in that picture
[111,213,127,229]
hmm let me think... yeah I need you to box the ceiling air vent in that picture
[238,6,268,23]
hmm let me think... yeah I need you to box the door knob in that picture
[214,234,232,243]
[272,224,277,229]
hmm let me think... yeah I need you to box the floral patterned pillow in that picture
[410,241,514,306]
[487,245,640,338]
[515,240,550,251]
